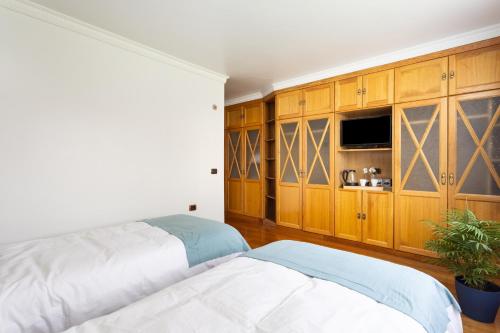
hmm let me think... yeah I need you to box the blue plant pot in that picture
[455,276,500,323]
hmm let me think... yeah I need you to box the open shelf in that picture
[338,147,392,152]
[264,99,276,222]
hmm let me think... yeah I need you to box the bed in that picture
[0,214,249,333]
[63,240,463,333]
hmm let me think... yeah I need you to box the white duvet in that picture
[64,257,463,333]
[0,222,235,333]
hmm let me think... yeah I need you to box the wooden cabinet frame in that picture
[277,84,334,119]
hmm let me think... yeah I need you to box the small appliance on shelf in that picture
[342,169,358,186]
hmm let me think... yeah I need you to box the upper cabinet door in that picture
[243,102,263,126]
[276,90,303,119]
[303,84,334,116]
[226,106,242,129]
[449,45,500,95]
[335,76,362,112]
[395,57,448,103]
[362,69,394,108]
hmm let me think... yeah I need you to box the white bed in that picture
[0,220,242,333]
[62,256,463,333]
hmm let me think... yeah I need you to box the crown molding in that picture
[225,92,263,106]
[225,23,500,104]
[0,0,228,83]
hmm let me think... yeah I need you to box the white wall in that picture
[0,5,226,244]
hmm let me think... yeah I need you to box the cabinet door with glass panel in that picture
[243,126,263,218]
[302,115,334,235]
[226,129,244,214]
[449,90,500,220]
[276,118,303,229]
[394,98,448,256]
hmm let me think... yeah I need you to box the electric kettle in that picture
[342,169,358,186]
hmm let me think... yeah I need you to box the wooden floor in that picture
[226,214,499,333]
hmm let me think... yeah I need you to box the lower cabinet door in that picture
[243,127,263,218]
[362,191,393,248]
[334,189,362,241]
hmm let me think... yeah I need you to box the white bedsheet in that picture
[64,257,463,333]
[0,222,233,333]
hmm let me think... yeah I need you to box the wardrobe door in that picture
[449,45,500,95]
[335,76,362,112]
[303,84,334,116]
[334,189,362,241]
[395,57,448,103]
[243,102,263,127]
[362,191,393,248]
[449,90,500,220]
[395,98,448,256]
[226,129,244,213]
[243,127,263,218]
[276,90,303,119]
[362,69,394,108]
[226,106,242,129]
[276,119,302,228]
[302,115,334,235]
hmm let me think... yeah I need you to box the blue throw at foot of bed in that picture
[143,214,250,266]
[244,240,460,333]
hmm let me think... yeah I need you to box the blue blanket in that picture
[143,214,250,267]
[244,240,460,333]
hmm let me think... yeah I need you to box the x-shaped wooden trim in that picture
[228,131,241,179]
[246,130,261,179]
[306,119,330,184]
[280,123,300,182]
[455,101,500,191]
[400,105,440,192]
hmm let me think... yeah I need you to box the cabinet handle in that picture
[362,213,366,220]
[357,89,362,95]
[449,71,455,79]
[440,172,447,185]
[362,88,366,95]
[441,73,447,80]
[449,173,455,185]
[357,212,361,219]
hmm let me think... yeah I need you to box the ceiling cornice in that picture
[225,23,500,106]
[0,0,229,83]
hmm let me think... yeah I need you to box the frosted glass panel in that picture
[246,129,260,180]
[486,118,500,176]
[461,157,500,196]
[422,116,439,179]
[404,158,436,192]
[401,122,415,179]
[229,131,241,179]
[306,118,330,185]
[459,97,500,140]
[280,122,299,183]
[456,113,476,183]
[403,105,436,141]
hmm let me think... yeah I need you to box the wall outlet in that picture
[189,204,197,211]
[211,168,217,174]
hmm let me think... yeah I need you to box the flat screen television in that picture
[340,115,391,149]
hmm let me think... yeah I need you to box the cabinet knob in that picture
[449,71,455,79]
[357,212,361,219]
[357,89,362,95]
[440,172,447,185]
[449,173,455,185]
[362,213,366,220]
[362,88,366,95]
[441,73,447,80]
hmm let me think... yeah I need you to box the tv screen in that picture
[341,115,391,148]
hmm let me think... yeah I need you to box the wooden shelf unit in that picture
[264,99,276,222]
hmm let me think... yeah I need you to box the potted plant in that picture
[425,209,500,323]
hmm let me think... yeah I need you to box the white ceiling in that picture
[28,0,500,101]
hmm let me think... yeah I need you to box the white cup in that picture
[359,179,368,186]
[370,178,380,187]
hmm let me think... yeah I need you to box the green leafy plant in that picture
[425,209,500,290]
